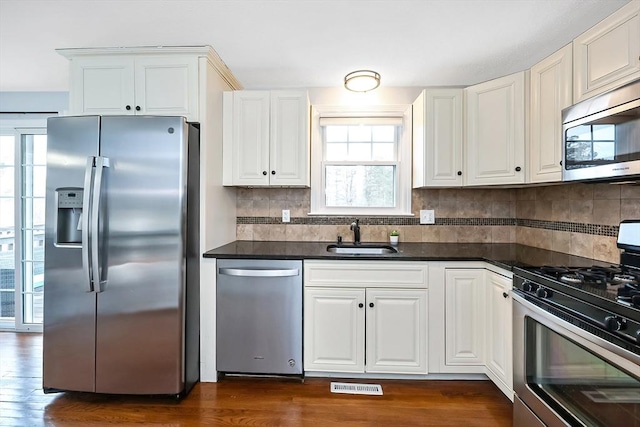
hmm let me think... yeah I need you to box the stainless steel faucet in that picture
[350,219,361,244]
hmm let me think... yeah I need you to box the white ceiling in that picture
[0,0,632,92]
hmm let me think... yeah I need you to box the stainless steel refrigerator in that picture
[43,115,200,397]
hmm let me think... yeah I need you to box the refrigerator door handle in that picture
[82,156,95,292]
[91,156,110,293]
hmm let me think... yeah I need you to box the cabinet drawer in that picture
[304,261,428,289]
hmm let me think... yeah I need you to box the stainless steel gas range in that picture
[512,220,640,427]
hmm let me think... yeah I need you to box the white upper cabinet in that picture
[62,49,199,121]
[573,0,640,102]
[412,89,464,187]
[223,90,310,187]
[529,44,573,183]
[465,71,526,186]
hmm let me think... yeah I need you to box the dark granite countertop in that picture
[203,241,610,272]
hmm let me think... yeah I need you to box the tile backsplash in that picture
[235,183,640,263]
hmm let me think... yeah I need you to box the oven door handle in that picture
[512,292,640,367]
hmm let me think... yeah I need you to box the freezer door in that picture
[95,116,188,394]
[43,116,99,392]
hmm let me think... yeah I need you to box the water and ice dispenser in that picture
[55,189,83,246]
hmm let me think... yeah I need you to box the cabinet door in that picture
[303,288,365,372]
[485,271,513,399]
[269,91,310,186]
[134,56,199,121]
[529,44,572,183]
[465,72,526,186]
[445,269,485,365]
[69,56,135,115]
[231,91,271,186]
[412,89,463,187]
[365,289,427,374]
[573,1,640,102]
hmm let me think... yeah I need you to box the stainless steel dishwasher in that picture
[216,259,302,376]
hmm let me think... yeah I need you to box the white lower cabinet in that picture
[303,261,429,375]
[444,269,485,366]
[485,270,513,399]
[304,288,365,373]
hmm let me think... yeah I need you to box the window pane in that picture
[347,143,372,161]
[0,135,14,165]
[348,125,371,142]
[33,135,47,165]
[0,168,14,197]
[372,126,395,142]
[325,142,348,161]
[325,126,348,143]
[33,166,46,197]
[0,198,14,228]
[325,165,395,207]
[372,143,395,161]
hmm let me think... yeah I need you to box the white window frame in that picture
[310,105,413,216]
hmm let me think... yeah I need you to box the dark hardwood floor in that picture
[0,332,513,426]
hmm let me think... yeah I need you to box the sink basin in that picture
[326,244,398,255]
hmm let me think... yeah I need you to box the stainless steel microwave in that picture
[562,78,640,182]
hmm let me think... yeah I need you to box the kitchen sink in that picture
[326,244,398,255]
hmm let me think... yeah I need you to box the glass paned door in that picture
[22,134,46,325]
[0,135,16,326]
[0,123,47,331]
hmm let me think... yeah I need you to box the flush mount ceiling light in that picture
[344,70,381,92]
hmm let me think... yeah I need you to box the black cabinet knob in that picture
[135,106,141,111]
[515,166,522,172]
[125,105,131,111]
[358,303,364,308]
[457,171,462,176]
[369,302,374,308]
[502,292,509,299]
[262,171,267,176]
[559,161,563,166]
[271,170,276,175]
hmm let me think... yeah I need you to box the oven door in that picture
[513,292,640,427]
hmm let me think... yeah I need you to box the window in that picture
[0,116,49,332]
[310,106,412,215]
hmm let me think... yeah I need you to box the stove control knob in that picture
[523,281,537,293]
[636,330,640,345]
[604,315,626,332]
[536,287,552,298]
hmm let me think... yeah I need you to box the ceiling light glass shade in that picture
[344,70,381,92]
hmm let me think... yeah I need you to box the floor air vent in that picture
[330,382,383,396]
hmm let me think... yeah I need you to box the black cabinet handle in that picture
[135,106,141,111]
[125,105,131,111]
[457,171,462,176]
[262,171,267,176]
[369,302,374,308]
[502,292,509,298]
[358,303,364,308]
[515,166,522,172]
[271,170,276,175]
[560,161,563,166]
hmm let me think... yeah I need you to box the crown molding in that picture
[56,45,242,90]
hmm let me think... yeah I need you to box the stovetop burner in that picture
[530,264,640,309]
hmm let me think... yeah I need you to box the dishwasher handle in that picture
[218,267,299,278]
